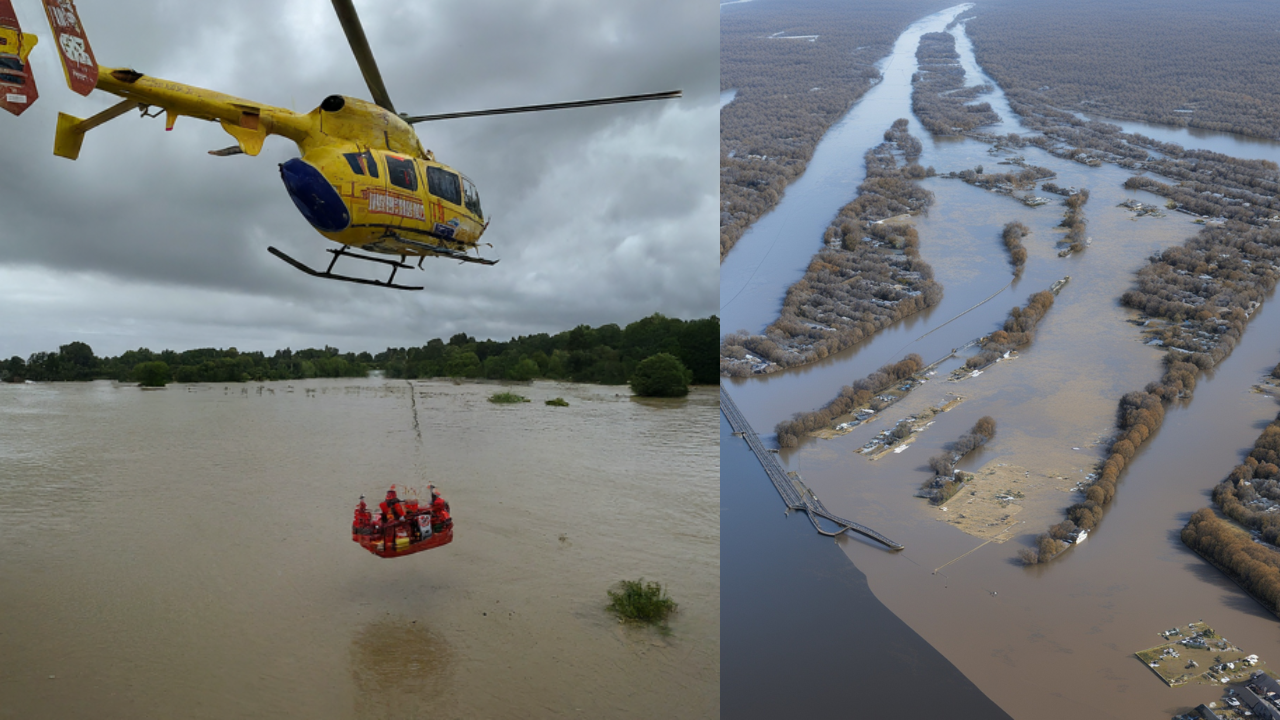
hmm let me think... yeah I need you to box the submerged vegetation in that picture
[488,392,531,404]
[606,579,678,625]
[721,122,942,376]
[1059,189,1090,255]
[911,31,1000,136]
[921,417,997,504]
[1002,221,1029,276]
[628,353,693,398]
[966,291,1056,370]
[774,354,924,448]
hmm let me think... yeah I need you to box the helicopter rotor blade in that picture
[330,0,396,114]
[401,90,681,124]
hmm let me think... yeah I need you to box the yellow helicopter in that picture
[19,0,680,290]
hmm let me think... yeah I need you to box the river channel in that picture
[0,379,718,719]
[723,5,1280,718]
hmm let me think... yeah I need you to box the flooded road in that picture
[724,8,1280,719]
[0,379,718,719]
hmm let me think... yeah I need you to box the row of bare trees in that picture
[1182,509,1280,617]
[1210,412,1280,546]
[965,290,1056,369]
[721,122,942,376]
[773,354,925,447]
[922,416,998,504]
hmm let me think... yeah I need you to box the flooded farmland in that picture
[0,379,719,719]
[722,4,1280,718]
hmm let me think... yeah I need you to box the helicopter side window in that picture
[386,155,418,192]
[427,166,462,206]
[462,177,483,219]
[342,151,379,179]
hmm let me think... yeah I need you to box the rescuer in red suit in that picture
[429,487,450,528]
[380,487,406,523]
[379,487,405,549]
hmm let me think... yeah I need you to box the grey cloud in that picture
[0,0,716,358]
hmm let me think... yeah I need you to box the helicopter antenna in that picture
[400,90,682,124]
[330,0,396,114]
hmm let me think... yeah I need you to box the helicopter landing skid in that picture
[267,246,425,291]
[389,235,499,266]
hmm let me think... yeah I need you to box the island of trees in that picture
[773,353,924,448]
[921,416,997,504]
[965,290,1056,370]
[1,314,717,389]
[720,121,942,376]
[911,31,1000,136]
[1002,221,1029,275]
[1058,189,1090,255]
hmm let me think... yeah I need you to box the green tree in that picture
[507,357,540,381]
[629,353,692,397]
[134,361,172,387]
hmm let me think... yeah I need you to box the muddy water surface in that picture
[0,379,718,719]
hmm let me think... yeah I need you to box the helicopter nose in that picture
[280,158,350,233]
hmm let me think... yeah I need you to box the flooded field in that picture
[0,379,718,719]
[724,5,1280,718]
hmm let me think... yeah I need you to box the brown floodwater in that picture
[0,379,718,719]
[725,12,1280,719]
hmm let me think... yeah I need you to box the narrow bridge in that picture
[721,386,904,551]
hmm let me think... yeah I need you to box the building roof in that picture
[1195,703,1222,720]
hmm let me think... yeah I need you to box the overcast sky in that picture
[0,0,717,358]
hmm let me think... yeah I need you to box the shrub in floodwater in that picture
[488,391,530,404]
[607,578,677,625]
[545,397,569,407]
[629,353,692,397]
[133,361,171,387]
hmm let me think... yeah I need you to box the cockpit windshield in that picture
[462,177,483,220]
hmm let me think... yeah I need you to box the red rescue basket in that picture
[352,485,453,559]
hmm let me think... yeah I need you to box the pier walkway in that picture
[721,386,904,550]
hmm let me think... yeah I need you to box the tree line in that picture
[2,314,718,387]
[720,0,955,259]
[966,0,1280,141]
[966,290,1056,370]
[911,32,1000,136]
[1182,508,1280,617]
[922,416,997,504]
[1209,411,1280,546]
[720,121,942,376]
[1002,221,1029,275]
[773,353,924,448]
